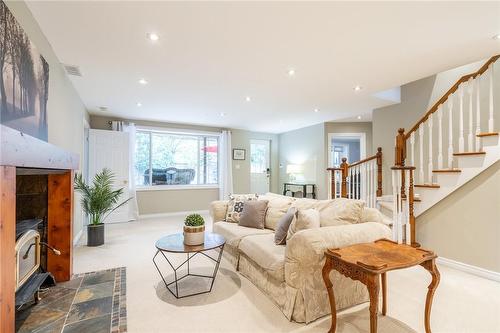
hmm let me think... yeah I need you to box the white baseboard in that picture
[139,210,209,220]
[437,257,500,282]
[73,229,83,246]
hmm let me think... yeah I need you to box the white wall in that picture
[6,1,89,240]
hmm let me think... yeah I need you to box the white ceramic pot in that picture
[183,225,205,246]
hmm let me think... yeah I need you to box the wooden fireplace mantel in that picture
[0,125,79,333]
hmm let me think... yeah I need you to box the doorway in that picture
[328,133,366,167]
[250,139,270,194]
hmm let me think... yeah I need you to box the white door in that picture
[89,129,131,224]
[250,139,270,194]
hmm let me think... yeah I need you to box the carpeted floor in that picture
[73,214,500,333]
[15,267,127,333]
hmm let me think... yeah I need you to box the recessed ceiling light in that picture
[136,102,142,107]
[99,106,108,111]
[245,96,251,102]
[493,34,500,40]
[220,112,226,117]
[138,78,148,85]
[353,85,363,91]
[314,108,319,113]
[357,115,362,120]
[147,32,160,41]
[288,68,296,77]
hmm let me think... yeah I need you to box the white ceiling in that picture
[26,1,500,133]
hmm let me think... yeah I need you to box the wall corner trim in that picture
[436,257,500,282]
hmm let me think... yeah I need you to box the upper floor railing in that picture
[327,147,382,208]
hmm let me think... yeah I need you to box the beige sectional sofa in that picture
[209,192,392,324]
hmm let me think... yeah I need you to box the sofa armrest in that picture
[209,200,229,223]
[285,222,391,283]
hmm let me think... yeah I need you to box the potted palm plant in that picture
[74,168,132,247]
[183,214,205,246]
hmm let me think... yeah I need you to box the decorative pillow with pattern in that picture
[225,194,258,222]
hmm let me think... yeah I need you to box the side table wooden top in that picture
[325,238,436,273]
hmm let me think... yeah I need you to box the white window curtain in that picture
[111,121,139,220]
[219,130,233,200]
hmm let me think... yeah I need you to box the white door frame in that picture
[327,132,366,167]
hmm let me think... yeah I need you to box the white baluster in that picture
[459,84,465,152]
[476,75,482,151]
[404,170,411,245]
[468,78,474,151]
[489,64,494,133]
[410,132,415,167]
[437,105,443,170]
[419,125,424,184]
[448,97,454,169]
[396,170,403,244]
[355,166,359,200]
[428,114,433,184]
[362,164,367,204]
[349,167,353,199]
[372,161,376,207]
[391,170,398,241]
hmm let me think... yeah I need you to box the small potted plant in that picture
[183,214,205,246]
[74,168,132,247]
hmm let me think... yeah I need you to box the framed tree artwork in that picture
[0,0,49,141]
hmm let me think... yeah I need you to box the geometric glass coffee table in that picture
[152,232,225,299]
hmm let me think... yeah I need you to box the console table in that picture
[322,239,440,333]
[282,183,316,199]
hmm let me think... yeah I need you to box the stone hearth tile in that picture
[33,317,65,333]
[62,314,111,333]
[81,271,115,287]
[16,307,66,333]
[66,296,113,324]
[58,277,83,290]
[38,287,75,309]
[74,281,114,304]
[49,291,77,313]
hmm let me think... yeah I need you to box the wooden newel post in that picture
[376,147,383,197]
[340,157,348,198]
[395,128,407,198]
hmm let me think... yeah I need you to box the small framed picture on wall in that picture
[232,149,246,160]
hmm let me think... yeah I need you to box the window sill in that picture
[136,185,219,192]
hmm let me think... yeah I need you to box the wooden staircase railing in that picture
[327,147,382,207]
[392,54,499,246]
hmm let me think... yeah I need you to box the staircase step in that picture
[477,132,499,137]
[414,184,440,189]
[403,197,421,202]
[453,151,486,156]
[432,169,461,173]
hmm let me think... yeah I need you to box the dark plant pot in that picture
[87,224,105,247]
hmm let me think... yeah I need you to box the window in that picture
[135,129,219,187]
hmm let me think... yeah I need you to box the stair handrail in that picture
[327,147,383,201]
[404,54,499,142]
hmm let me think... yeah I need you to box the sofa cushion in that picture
[225,194,258,223]
[287,208,320,241]
[213,222,272,249]
[274,207,296,245]
[290,197,317,210]
[239,200,269,229]
[258,193,294,230]
[315,198,365,227]
[238,233,286,282]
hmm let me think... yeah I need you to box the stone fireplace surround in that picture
[0,125,79,333]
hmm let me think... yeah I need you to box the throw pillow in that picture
[316,198,365,227]
[225,194,258,222]
[274,207,296,245]
[238,200,269,229]
[258,194,294,230]
[287,208,320,241]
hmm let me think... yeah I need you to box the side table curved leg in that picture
[322,257,336,333]
[367,274,380,333]
[421,259,440,333]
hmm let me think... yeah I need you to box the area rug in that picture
[15,267,127,333]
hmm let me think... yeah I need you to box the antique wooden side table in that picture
[322,239,440,333]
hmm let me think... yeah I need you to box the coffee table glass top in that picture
[155,232,225,253]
